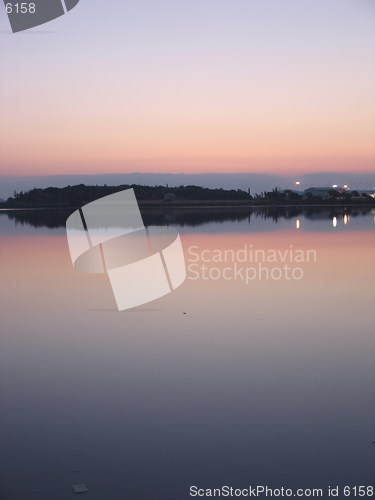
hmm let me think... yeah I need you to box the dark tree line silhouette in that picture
[2,184,374,208]
[6,184,252,207]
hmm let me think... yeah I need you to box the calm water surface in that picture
[0,207,374,499]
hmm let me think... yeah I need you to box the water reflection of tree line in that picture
[2,206,373,230]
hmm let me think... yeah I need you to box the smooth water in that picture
[0,207,374,499]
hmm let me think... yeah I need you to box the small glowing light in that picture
[296,219,300,230]
[332,217,338,228]
[332,184,338,188]
[343,214,348,225]
[343,185,348,189]
[295,181,300,185]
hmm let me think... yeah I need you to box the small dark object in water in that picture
[72,484,89,494]
[183,312,187,314]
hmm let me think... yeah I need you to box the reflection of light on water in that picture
[296,219,300,230]
[343,214,348,225]
[332,217,338,228]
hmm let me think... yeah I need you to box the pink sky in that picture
[0,0,374,177]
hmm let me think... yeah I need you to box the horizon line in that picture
[1,170,375,179]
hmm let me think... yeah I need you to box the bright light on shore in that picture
[343,185,348,189]
[295,181,300,186]
[332,184,338,188]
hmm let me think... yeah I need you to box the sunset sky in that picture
[0,0,374,177]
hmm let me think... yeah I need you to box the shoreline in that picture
[1,200,375,211]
